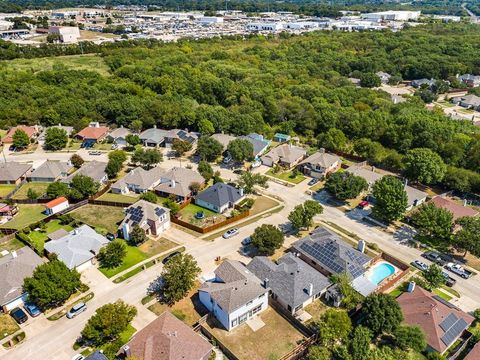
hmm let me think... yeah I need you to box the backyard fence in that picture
[198,322,241,360]
[269,298,315,337]
[375,252,411,294]
[278,335,317,360]
[171,209,250,234]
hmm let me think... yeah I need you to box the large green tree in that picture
[69,175,99,200]
[161,253,200,305]
[394,325,427,352]
[325,172,368,200]
[348,326,372,360]
[316,309,352,346]
[288,200,323,231]
[227,138,254,162]
[98,240,127,269]
[47,181,69,199]
[422,264,446,289]
[198,160,214,181]
[360,293,403,336]
[196,136,224,162]
[454,216,480,257]
[411,203,453,245]
[251,224,284,255]
[131,148,162,169]
[404,148,447,185]
[237,172,268,194]
[44,127,68,150]
[12,129,30,149]
[371,176,408,223]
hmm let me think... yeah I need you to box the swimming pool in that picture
[368,262,396,285]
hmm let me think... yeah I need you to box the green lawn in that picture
[0,237,25,256]
[0,204,47,230]
[97,192,139,204]
[266,169,306,184]
[0,184,16,198]
[26,219,74,253]
[433,289,453,301]
[12,182,50,200]
[70,205,125,234]
[177,203,223,226]
[0,314,20,340]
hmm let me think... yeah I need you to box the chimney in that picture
[238,188,244,196]
[307,283,313,296]
[319,147,325,153]
[11,251,17,259]
[357,240,366,253]
[153,124,157,129]
[263,278,269,289]
[122,345,131,357]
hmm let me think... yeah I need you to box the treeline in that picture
[1,23,480,194]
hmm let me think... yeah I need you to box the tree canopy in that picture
[161,253,200,305]
[325,171,368,200]
[360,293,404,336]
[251,224,285,255]
[371,176,408,223]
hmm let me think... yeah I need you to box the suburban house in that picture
[273,133,291,143]
[297,149,342,179]
[376,71,391,84]
[75,122,109,144]
[464,341,480,360]
[430,196,479,221]
[411,78,436,89]
[118,311,212,360]
[292,227,376,296]
[239,133,271,158]
[0,203,18,217]
[195,183,244,213]
[38,124,73,144]
[397,285,474,354]
[27,161,73,182]
[2,125,39,144]
[404,184,429,211]
[44,224,109,271]
[199,260,269,331]
[210,133,237,151]
[63,161,108,185]
[0,162,32,185]
[140,127,199,148]
[106,127,132,147]
[154,167,205,203]
[44,197,69,215]
[0,247,44,312]
[119,200,170,240]
[164,129,199,147]
[111,167,164,194]
[458,74,480,88]
[451,94,480,111]
[261,144,307,168]
[247,253,331,315]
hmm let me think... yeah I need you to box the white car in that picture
[411,260,429,271]
[71,355,85,360]
[251,160,262,168]
[223,228,239,239]
[66,302,87,319]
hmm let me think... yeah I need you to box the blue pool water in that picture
[368,263,395,285]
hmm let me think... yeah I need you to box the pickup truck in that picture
[445,262,473,279]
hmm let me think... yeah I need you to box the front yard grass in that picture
[11,182,49,200]
[97,192,139,204]
[204,307,305,360]
[433,289,453,301]
[0,314,20,340]
[266,169,306,184]
[138,237,176,258]
[70,205,125,234]
[0,204,47,229]
[177,203,224,227]
[0,184,16,198]
[249,196,280,215]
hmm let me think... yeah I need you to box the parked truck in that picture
[445,263,473,279]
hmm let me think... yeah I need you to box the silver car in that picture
[223,228,239,239]
[66,302,87,319]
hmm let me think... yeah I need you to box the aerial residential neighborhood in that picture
[1,1,480,360]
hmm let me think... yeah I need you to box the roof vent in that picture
[11,251,17,259]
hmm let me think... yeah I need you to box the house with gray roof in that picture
[140,127,199,148]
[210,133,237,151]
[107,127,132,146]
[199,260,269,331]
[261,144,307,168]
[195,183,244,213]
[376,71,391,84]
[62,160,108,185]
[44,224,109,272]
[111,166,164,194]
[154,167,205,203]
[84,351,108,360]
[458,74,480,88]
[247,253,331,315]
[239,133,271,158]
[298,149,342,179]
[411,78,436,89]
[0,162,32,185]
[27,161,73,182]
[451,94,480,111]
[119,200,170,240]
[0,247,44,312]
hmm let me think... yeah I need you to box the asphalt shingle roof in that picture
[154,167,204,197]
[195,183,243,209]
[63,160,107,184]
[299,151,341,169]
[112,166,164,192]
[261,144,306,164]
[120,200,170,230]
[27,161,72,180]
[0,162,32,182]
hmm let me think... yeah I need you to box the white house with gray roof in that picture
[199,260,269,331]
[239,133,271,158]
[111,166,163,194]
[140,127,199,148]
[106,127,132,147]
[62,160,108,185]
[154,167,205,203]
[247,253,331,315]
[195,183,244,213]
[451,94,480,111]
[261,144,307,168]
[44,224,109,272]
[27,161,73,182]
[0,162,32,185]
[298,149,342,179]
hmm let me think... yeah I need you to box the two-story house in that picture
[297,149,342,179]
[119,200,170,240]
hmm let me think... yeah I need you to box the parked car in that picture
[358,200,369,209]
[442,271,457,287]
[8,145,16,152]
[106,233,115,241]
[445,262,473,279]
[241,236,252,246]
[308,178,319,186]
[233,169,244,175]
[88,150,101,156]
[162,251,181,264]
[10,307,28,324]
[223,228,239,239]
[66,302,87,319]
[422,251,448,266]
[251,160,262,168]
[411,260,429,271]
[24,302,41,317]
[223,153,232,164]
[111,143,118,150]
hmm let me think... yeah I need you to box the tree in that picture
[131,148,162,169]
[324,172,368,200]
[426,353,447,360]
[23,259,82,309]
[44,127,68,150]
[288,200,323,231]
[361,293,403,336]
[81,301,137,346]
[198,160,214,181]
[98,240,127,269]
[316,309,352,346]
[416,88,438,103]
[251,224,284,255]
[307,346,331,360]
[394,325,426,352]
[108,149,127,164]
[105,158,122,179]
[330,272,362,310]
[70,175,99,200]
[27,188,39,199]
[348,326,372,360]
[404,148,447,185]
[70,154,84,168]
[371,176,408,223]
[317,128,347,152]
[227,138,254,162]
[125,133,140,147]
[196,136,223,162]
[130,120,143,132]
[237,172,268,194]
[139,191,157,203]
[360,72,381,88]
[454,217,480,257]
[198,118,215,135]
[47,181,69,199]
[163,198,180,215]
[171,139,192,156]
[189,181,202,194]
[422,264,445,289]
[411,203,453,245]
[128,224,147,246]
[12,129,30,150]
[162,253,200,304]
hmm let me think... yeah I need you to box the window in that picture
[246,300,253,306]
[252,305,262,315]
[231,319,237,327]
[238,313,248,324]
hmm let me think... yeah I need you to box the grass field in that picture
[12,182,49,200]
[0,184,16,198]
[97,192,139,204]
[0,237,25,256]
[26,219,73,253]
[0,314,20,340]
[177,203,222,226]
[266,169,306,184]
[0,204,47,229]
[70,205,125,234]
[1,54,111,76]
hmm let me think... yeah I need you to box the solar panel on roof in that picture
[440,313,458,332]
[441,318,468,346]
